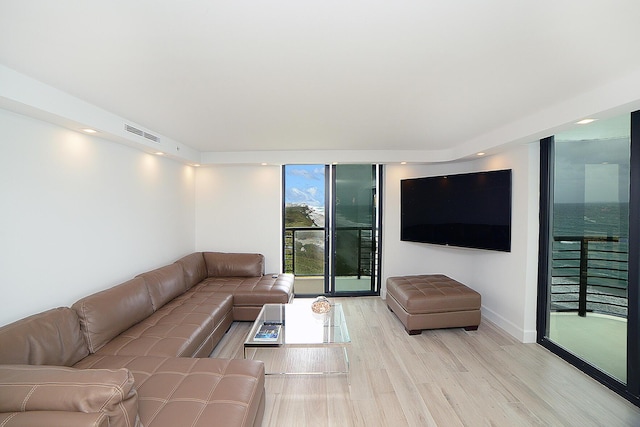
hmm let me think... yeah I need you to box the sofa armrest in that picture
[0,411,108,427]
[0,365,139,427]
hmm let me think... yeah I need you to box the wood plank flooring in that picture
[211,297,640,426]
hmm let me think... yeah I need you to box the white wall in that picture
[0,109,196,326]
[195,165,282,274]
[193,149,541,343]
[0,105,541,342]
[382,143,540,342]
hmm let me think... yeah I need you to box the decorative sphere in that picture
[311,296,331,314]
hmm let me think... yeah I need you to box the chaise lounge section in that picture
[0,251,294,427]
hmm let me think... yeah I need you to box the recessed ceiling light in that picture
[193,163,201,167]
[261,162,268,166]
[155,152,164,156]
[400,162,407,165]
[576,118,597,125]
[477,152,485,156]
[82,128,97,134]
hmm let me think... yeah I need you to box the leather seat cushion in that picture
[198,274,294,306]
[74,355,265,427]
[387,274,481,314]
[95,292,233,358]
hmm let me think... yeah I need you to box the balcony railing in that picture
[284,226,375,278]
[551,236,628,317]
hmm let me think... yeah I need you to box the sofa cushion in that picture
[203,252,265,277]
[74,355,265,427]
[72,277,154,353]
[0,308,89,366]
[94,292,233,358]
[0,365,139,427]
[175,252,208,290]
[199,275,293,306]
[386,274,481,314]
[0,410,108,427]
[137,263,187,310]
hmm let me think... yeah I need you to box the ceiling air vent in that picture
[125,124,160,143]
[125,124,143,136]
[143,132,159,143]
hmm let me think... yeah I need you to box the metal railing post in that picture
[553,235,622,318]
[357,229,362,279]
[579,238,588,317]
[291,230,296,275]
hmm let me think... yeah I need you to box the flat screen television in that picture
[400,169,512,252]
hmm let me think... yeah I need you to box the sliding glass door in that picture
[333,164,379,293]
[539,111,640,405]
[283,164,381,296]
[283,165,328,295]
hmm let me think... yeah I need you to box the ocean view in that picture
[554,202,629,239]
[552,202,629,316]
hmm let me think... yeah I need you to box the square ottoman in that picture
[386,274,481,335]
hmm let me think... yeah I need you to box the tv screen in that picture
[400,169,512,252]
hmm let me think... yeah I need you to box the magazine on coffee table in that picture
[254,323,281,341]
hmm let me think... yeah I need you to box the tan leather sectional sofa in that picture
[0,251,294,427]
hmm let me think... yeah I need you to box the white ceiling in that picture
[2,1,640,159]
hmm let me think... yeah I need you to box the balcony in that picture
[551,236,628,317]
[284,226,376,294]
[549,236,629,381]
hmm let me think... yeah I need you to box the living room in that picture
[2,2,640,425]
[0,90,538,341]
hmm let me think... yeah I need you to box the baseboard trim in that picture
[482,305,537,343]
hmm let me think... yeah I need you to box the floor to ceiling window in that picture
[538,111,640,405]
[283,164,382,296]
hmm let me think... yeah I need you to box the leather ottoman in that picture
[386,274,481,335]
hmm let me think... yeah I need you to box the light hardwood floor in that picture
[211,297,640,426]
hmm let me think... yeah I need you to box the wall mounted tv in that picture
[400,169,512,252]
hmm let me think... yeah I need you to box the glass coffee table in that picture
[244,300,351,380]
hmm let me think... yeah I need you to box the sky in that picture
[284,164,325,207]
[554,137,629,204]
[554,114,630,204]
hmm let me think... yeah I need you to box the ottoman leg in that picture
[405,328,421,335]
[464,325,479,331]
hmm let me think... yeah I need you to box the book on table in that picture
[254,323,281,341]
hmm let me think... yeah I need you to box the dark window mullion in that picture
[627,110,640,396]
[537,136,554,342]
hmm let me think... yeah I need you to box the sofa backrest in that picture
[203,252,265,277]
[0,365,140,427]
[137,263,186,310]
[0,307,89,366]
[72,277,154,353]
[175,252,208,290]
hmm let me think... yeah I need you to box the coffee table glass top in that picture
[245,301,350,347]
